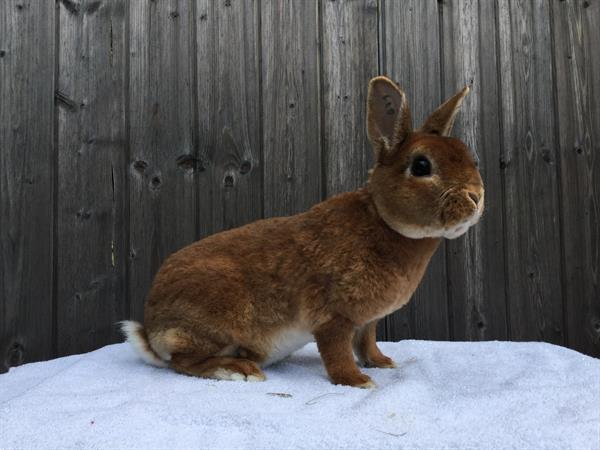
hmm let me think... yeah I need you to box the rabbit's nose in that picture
[468,192,480,206]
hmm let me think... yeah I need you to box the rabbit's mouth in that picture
[440,189,484,239]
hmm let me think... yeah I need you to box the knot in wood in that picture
[86,1,102,15]
[239,161,252,174]
[133,160,148,172]
[76,209,91,220]
[60,0,80,15]
[151,176,162,189]
[176,154,196,171]
[224,174,235,188]
[541,148,552,164]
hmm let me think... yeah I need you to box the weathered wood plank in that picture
[441,0,508,340]
[55,0,128,356]
[380,0,449,341]
[321,0,378,197]
[129,0,197,320]
[0,0,55,372]
[497,0,564,343]
[2,0,598,364]
[261,0,321,217]
[552,0,600,356]
[196,0,262,237]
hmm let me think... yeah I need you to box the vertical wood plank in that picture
[552,0,600,356]
[380,0,449,341]
[497,0,564,343]
[129,0,197,319]
[321,0,378,197]
[0,0,55,371]
[261,0,321,217]
[56,0,127,356]
[196,0,262,238]
[441,0,508,340]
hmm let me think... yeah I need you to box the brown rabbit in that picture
[122,76,484,388]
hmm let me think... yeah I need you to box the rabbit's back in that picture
[143,191,369,331]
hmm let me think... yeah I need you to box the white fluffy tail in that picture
[120,320,167,367]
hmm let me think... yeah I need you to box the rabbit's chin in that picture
[392,209,482,240]
[441,217,479,239]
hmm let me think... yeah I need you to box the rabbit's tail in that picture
[120,320,168,367]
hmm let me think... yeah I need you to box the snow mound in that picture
[1,340,598,449]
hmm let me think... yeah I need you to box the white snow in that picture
[1,340,598,449]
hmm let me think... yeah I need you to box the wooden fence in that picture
[1,0,598,372]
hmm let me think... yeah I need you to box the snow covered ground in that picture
[1,340,598,449]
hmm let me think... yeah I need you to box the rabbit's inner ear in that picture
[419,85,470,136]
[367,76,413,162]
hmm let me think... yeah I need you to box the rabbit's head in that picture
[366,76,483,239]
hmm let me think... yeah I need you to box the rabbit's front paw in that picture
[364,355,396,369]
[332,372,376,389]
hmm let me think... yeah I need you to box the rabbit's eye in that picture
[411,156,432,177]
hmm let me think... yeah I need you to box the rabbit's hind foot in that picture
[170,354,266,382]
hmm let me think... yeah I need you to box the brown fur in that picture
[124,76,484,388]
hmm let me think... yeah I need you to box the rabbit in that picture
[121,76,484,388]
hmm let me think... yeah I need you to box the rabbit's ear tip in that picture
[368,76,405,96]
[369,75,398,86]
[369,76,391,86]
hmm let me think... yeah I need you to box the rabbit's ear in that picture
[367,76,412,162]
[419,86,470,136]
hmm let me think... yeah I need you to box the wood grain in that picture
[1,0,599,365]
[0,0,55,372]
[55,0,127,356]
[129,0,197,320]
[497,0,564,344]
[261,0,321,217]
[441,0,508,340]
[196,0,262,238]
[380,0,449,341]
[320,0,378,197]
[551,0,600,356]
